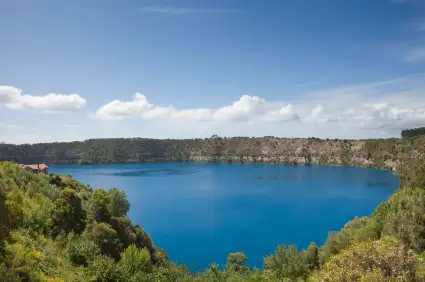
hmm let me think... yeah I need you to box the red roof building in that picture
[19,164,49,174]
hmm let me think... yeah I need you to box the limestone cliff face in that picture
[181,138,401,172]
[1,137,423,173]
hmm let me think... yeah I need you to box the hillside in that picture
[1,135,425,280]
[2,137,425,173]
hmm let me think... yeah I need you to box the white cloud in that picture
[0,86,86,112]
[94,73,425,138]
[95,94,299,123]
[263,105,299,122]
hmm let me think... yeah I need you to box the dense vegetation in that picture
[402,127,425,138]
[2,137,425,174]
[2,135,425,281]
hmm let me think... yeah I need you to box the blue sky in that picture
[1,0,425,143]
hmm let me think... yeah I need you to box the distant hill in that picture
[2,136,425,178]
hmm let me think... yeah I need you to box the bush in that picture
[382,187,425,252]
[88,189,111,223]
[108,188,130,218]
[226,252,248,272]
[263,244,309,279]
[318,216,379,264]
[49,188,86,237]
[66,234,100,266]
[0,186,10,247]
[312,236,425,281]
[86,222,122,259]
[87,255,124,282]
[119,244,152,280]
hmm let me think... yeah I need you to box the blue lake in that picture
[49,163,399,271]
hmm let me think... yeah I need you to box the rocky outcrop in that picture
[1,136,423,173]
[183,138,400,171]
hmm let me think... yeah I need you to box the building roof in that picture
[19,164,48,170]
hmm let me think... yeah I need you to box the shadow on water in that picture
[253,175,303,181]
[91,168,200,177]
[364,180,393,187]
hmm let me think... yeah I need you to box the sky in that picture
[1,0,425,144]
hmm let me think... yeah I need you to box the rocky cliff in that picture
[1,136,424,174]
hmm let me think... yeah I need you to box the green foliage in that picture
[401,159,425,189]
[263,244,310,280]
[87,255,124,282]
[133,225,155,254]
[89,189,111,223]
[49,188,86,237]
[119,244,152,280]
[87,222,123,259]
[301,242,319,270]
[2,139,425,282]
[152,247,168,267]
[2,136,425,171]
[108,188,130,218]
[109,216,136,248]
[312,236,425,281]
[381,187,425,253]
[22,194,53,234]
[66,233,100,266]
[5,189,24,229]
[402,127,425,138]
[226,252,248,272]
[319,216,379,264]
[0,186,9,248]
[370,201,390,233]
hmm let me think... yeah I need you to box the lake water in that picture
[49,163,399,270]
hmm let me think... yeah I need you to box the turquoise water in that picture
[49,163,398,270]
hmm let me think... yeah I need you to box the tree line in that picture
[402,127,425,138]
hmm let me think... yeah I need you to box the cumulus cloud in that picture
[95,93,298,123]
[0,86,86,112]
[94,73,425,137]
[96,94,295,122]
[263,104,299,122]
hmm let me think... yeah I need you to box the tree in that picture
[5,189,24,231]
[227,252,248,272]
[152,247,168,266]
[263,244,309,279]
[49,188,86,237]
[119,244,152,280]
[109,216,137,249]
[66,235,100,266]
[88,189,111,223]
[108,188,130,218]
[0,187,9,247]
[48,175,63,188]
[301,242,318,269]
[134,225,154,254]
[401,127,425,138]
[87,222,122,259]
